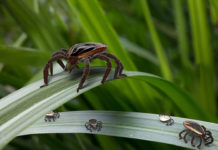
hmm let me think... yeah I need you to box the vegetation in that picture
[0,0,218,149]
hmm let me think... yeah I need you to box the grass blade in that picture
[139,0,172,81]
[188,0,216,115]
[20,111,218,150]
[0,67,214,149]
[0,45,49,66]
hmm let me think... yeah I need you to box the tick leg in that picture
[40,55,68,88]
[197,137,202,149]
[169,119,174,126]
[57,59,66,70]
[91,54,112,84]
[50,62,53,76]
[102,53,126,78]
[205,133,213,145]
[40,63,49,88]
[179,129,187,139]
[191,135,195,147]
[183,131,190,143]
[77,60,90,92]
[97,121,103,131]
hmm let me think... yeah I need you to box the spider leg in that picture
[102,53,126,78]
[197,137,202,149]
[191,135,195,147]
[40,55,67,88]
[91,54,112,84]
[77,59,90,92]
[179,129,187,139]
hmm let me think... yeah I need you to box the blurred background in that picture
[0,0,218,149]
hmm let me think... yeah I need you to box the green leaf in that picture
[139,0,172,81]
[188,0,216,115]
[0,67,214,149]
[19,111,218,149]
[0,45,49,66]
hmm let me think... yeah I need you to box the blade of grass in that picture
[119,37,159,66]
[139,0,172,81]
[2,0,68,51]
[173,0,190,67]
[0,45,49,66]
[0,67,214,149]
[20,111,218,150]
[188,0,216,115]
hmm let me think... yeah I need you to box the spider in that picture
[179,120,213,149]
[85,119,102,132]
[40,42,126,92]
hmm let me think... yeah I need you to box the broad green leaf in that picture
[0,67,213,149]
[20,111,218,150]
[0,45,49,66]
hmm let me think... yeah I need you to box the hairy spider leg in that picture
[40,55,68,88]
[197,137,202,149]
[91,54,112,84]
[183,131,190,143]
[77,59,90,92]
[179,129,188,139]
[102,53,126,78]
[191,135,196,147]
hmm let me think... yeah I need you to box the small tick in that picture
[179,120,213,149]
[159,114,174,126]
[85,119,102,132]
[44,111,60,122]
[40,43,126,92]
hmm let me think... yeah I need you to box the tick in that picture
[44,111,60,122]
[85,119,102,132]
[179,120,213,149]
[159,114,174,126]
[40,42,126,92]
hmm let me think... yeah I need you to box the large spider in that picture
[40,42,126,92]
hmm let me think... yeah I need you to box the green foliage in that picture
[0,0,217,149]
